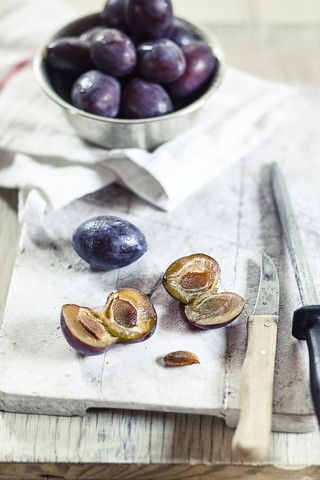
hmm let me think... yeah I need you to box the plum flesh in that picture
[102,288,157,342]
[163,253,244,329]
[61,304,117,355]
[61,287,157,355]
[185,291,245,329]
[162,253,221,304]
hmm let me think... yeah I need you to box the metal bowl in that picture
[33,13,225,151]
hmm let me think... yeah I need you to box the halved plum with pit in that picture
[163,253,244,329]
[60,287,157,355]
[101,288,157,341]
[162,253,221,304]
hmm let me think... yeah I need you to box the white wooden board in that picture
[1,88,320,433]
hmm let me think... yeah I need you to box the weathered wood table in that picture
[1,24,320,480]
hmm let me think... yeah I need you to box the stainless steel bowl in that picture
[33,13,225,151]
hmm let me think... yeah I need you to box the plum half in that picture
[185,291,245,329]
[163,253,244,329]
[162,253,221,304]
[61,287,157,355]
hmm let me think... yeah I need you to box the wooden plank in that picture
[1,410,320,467]
[1,463,320,480]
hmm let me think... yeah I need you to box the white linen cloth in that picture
[0,0,295,223]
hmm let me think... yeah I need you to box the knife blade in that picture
[271,161,320,426]
[231,253,279,461]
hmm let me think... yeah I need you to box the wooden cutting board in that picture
[1,89,320,433]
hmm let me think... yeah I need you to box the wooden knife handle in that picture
[231,314,279,461]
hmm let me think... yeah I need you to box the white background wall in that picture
[61,0,320,24]
[1,0,320,24]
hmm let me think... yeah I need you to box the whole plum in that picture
[168,18,201,47]
[71,69,121,118]
[137,38,186,84]
[72,215,147,270]
[90,28,136,76]
[124,0,173,40]
[45,37,94,76]
[122,77,173,118]
[166,41,217,100]
[100,0,128,31]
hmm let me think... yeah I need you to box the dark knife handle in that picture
[293,306,320,426]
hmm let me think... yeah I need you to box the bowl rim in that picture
[33,12,226,126]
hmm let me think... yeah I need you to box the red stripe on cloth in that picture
[0,57,33,92]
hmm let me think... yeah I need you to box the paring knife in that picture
[271,161,320,426]
[231,253,279,461]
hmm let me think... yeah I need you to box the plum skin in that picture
[45,37,94,76]
[90,28,137,77]
[100,0,128,31]
[80,26,106,44]
[137,38,186,84]
[71,70,121,118]
[166,41,217,100]
[124,0,173,40]
[122,77,173,119]
[168,18,201,47]
[72,215,147,270]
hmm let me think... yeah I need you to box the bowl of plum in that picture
[33,0,225,151]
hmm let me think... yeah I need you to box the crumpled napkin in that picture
[0,0,295,223]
